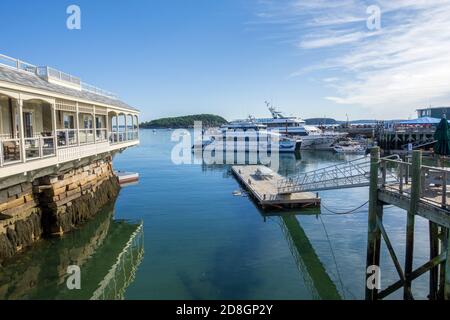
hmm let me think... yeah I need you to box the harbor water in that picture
[0,129,434,300]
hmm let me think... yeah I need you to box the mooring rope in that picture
[318,214,347,299]
[320,200,369,215]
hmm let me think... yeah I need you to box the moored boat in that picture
[194,121,301,153]
[115,171,140,185]
[242,102,344,150]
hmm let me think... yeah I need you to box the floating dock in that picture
[231,165,320,210]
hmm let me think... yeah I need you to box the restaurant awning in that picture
[397,117,447,125]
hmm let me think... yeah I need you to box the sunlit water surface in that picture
[0,129,432,300]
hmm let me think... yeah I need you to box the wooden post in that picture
[399,163,404,194]
[429,221,439,300]
[439,227,448,299]
[445,229,450,300]
[366,147,381,300]
[404,150,422,299]
[442,170,447,209]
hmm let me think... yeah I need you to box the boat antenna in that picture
[266,101,284,119]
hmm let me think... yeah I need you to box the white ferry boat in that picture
[195,121,301,153]
[253,103,344,150]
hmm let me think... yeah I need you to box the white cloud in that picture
[256,0,450,118]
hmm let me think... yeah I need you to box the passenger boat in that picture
[251,103,344,150]
[195,121,301,153]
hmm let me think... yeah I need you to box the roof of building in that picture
[417,106,450,111]
[0,65,138,112]
[397,117,446,125]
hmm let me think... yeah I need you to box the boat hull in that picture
[197,140,300,153]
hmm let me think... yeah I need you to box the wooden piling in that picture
[404,150,422,299]
[366,147,382,300]
[429,221,439,300]
[444,228,450,299]
[439,227,447,299]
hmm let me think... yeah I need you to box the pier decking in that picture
[231,165,320,209]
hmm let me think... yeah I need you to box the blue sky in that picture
[1,0,449,121]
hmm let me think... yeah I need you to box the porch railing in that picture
[109,130,139,145]
[24,136,56,160]
[96,128,108,142]
[0,138,21,167]
[57,129,78,148]
[0,130,138,168]
[79,129,95,145]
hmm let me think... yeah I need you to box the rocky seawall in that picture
[0,158,120,263]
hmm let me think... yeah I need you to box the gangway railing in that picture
[401,139,437,151]
[277,155,400,194]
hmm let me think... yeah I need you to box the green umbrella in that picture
[434,116,450,156]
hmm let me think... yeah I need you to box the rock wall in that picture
[0,158,120,263]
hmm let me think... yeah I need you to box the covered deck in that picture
[0,53,139,179]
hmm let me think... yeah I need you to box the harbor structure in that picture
[377,118,438,152]
[231,165,320,210]
[270,148,450,299]
[0,53,139,262]
[417,106,450,119]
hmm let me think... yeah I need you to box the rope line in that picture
[321,200,369,215]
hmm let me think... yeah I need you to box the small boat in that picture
[115,171,139,185]
[333,140,367,154]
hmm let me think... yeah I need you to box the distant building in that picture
[417,106,450,119]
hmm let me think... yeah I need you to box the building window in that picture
[23,112,33,138]
[63,114,74,129]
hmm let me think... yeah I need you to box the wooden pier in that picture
[366,148,450,300]
[231,165,320,210]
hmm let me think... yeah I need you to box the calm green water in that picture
[0,129,433,300]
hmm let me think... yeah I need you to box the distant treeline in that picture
[140,114,228,129]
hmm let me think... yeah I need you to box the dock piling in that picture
[404,150,422,299]
[365,147,382,300]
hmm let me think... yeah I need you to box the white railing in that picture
[0,53,118,99]
[56,129,78,148]
[0,53,37,74]
[96,128,108,142]
[24,136,56,160]
[44,66,81,86]
[109,130,139,145]
[0,129,138,168]
[81,82,118,100]
[0,138,21,167]
[79,129,95,145]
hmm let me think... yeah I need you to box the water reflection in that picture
[0,204,144,300]
[196,149,348,300]
[195,149,354,176]
[269,213,341,300]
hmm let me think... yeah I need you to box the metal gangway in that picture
[277,155,400,194]
[401,139,437,151]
